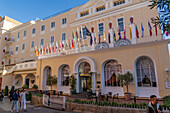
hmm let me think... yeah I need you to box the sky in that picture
[0,0,89,23]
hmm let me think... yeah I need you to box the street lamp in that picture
[2,66,7,75]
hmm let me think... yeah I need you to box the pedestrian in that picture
[0,90,4,101]
[11,90,19,113]
[20,88,27,111]
[9,89,14,102]
[146,95,163,113]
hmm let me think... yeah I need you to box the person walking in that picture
[20,89,27,111]
[9,89,14,102]
[146,95,163,113]
[11,90,19,113]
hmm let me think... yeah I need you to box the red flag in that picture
[136,25,139,38]
[124,25,126,40]
[155,21,157,36]
[72,39,74,48]
[98,33,101,44]
[44,46,46,55]
[53,43,55,53]
[40,46,43,55]
[49,44,51,53]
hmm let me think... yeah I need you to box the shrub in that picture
[26,92,31,101]
[22,85,28,89]
[32,84,38,89]
[11,86,15,90]
[4,86,8,96]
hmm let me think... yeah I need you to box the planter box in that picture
[31,95,43,106]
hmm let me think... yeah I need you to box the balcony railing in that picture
[15,61,37,71]
[5,51,13,56]
[6,38,15,43]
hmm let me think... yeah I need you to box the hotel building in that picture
[0,0,170,98]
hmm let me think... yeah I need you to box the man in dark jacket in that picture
[11,90,19,113]
[146,95,163,113]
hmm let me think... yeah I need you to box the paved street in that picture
[0,98,76,113]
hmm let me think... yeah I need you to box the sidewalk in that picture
[0,97,34,111]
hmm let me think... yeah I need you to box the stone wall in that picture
[31,95,43,106]
[65,103,158,113]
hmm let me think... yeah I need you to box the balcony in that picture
[6,38,15,43]
[5,51,13,56]
[15,61,37,71]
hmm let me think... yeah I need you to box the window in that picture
[32,28,36,34]
[62,18,67,24]
[23,30,27,37]
[104,60,122,87]
[40,39,44,46]
[80,11,89,17]
[17,32,20,39]
[62,33,66,41]
[51,22,55,28]
[117,18,124,32]
[96,6,105,12]
[136,56,157,87]
[15,46,19,52]
[9,59,11,65]
[22,43,25,50]
[98,23,104,36]
[14,58,17,63]
[31,41,34,48]
[50,36,54,44]
[82,27,87,40]
[61,65,70,86]
[114,0,125,6]
[41,25,45,31]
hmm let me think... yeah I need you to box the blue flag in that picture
[108,32,111,43]
[85,26,91,36]
[141,22,144,37]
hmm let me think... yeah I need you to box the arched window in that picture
[46,67,51,85]
[61,65,70,86]
[104,60,122,87]
[136,56,157,87]
[78,62,91,75]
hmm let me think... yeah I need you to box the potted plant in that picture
[87,72,92,93]
[70,75,76,94]
[46,74,58,93]
[118,71,133,100]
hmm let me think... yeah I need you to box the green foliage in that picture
[26,92,31,101]
[88,72,93,90]
[22,85,28,89]
[70,75,76,90]
[29,92,43,97]
[149,0,170,33]
[118,71,133,93]
[4,86,8,96]
[163,96,170,106]
[11,86,15,90]
[46,75,57,90]
[32,84,38,89]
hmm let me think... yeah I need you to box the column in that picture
[76,73,79,93]
[131,23,136,44]
[91,33,95,50]
[109,29,114,48]
[92,72,96,93]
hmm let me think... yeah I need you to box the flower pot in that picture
[124,93,131,100]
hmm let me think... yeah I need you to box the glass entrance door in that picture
[80,76,89,92]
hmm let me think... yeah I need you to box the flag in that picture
[85,26,91,36]
[98,33,101,44]
[129,25,132,39]
[38,46,40,56]
[40,45,43,55]
[59,41,61,52]
[124,25,126,40]
[66,40,69,49]
[113,29,116,41]
[52,43,55,53]
[136,25,139,38]
[103,32,106,41]
[76,28,79,41]
[141,22,144,37]
[118,27,121,40]
[55,41,58,51]
[148,21,152,36]
[43,46,46,55]
[34,46,38,56]
[72,32,75,48]
[155,21,157,36]
[49,44,52,53]
[90,35,93,46]
[46,45,49,54]
[94,34,97,44]
[108,31,111,43]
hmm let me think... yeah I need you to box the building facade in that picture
[0,0,170,97]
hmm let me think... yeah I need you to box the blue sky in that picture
[0,0,89,23]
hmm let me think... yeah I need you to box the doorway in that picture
[26,79,29,88]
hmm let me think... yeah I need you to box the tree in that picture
[47,75,57,90]
[118,71,133,93]
[70,75,76,90]
[149,0,170,35]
